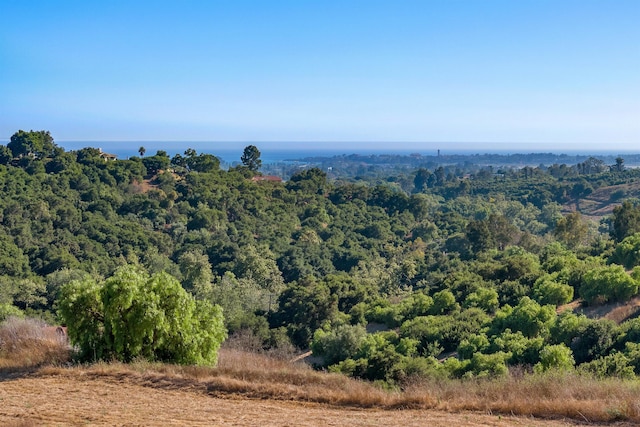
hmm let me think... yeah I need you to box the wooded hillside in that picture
[4,130,640,382]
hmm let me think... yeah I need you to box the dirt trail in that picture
[0,375,589,427]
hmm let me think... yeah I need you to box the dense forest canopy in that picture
[3,130,640,378]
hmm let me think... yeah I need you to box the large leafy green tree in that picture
[58,265,227,365]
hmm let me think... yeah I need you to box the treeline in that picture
[4,130,640,380]
[274,150,635,183]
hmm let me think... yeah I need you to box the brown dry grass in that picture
[1,349,633,425]
[0,317,71,370]
[0,374,581,427]
[2,331,640,425]
[559,296,640,324]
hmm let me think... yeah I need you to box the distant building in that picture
[251,175,283,183]
[98,148,117,161]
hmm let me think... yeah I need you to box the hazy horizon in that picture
[1,1,638,149]
[54,140,640,158]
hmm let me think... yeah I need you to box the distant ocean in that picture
[57,141,640,166]
[57,142,445,165]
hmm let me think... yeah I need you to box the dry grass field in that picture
[2,318,640,426]
[0,372,585,427]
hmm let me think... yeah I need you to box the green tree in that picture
[463,287,499,313]
[273,278,338,347]
[490,297,556,338]
[413,168,431,193]
[142,152,170,176]
[178,249,214,293]
[532,275,574,306]
[138,146,146,157]
[0,303,24,321]
[570,319,619,364]
[611,200,640,242]
[241,145,262,171]
[58,265,227,365]
[0,145,12,164]
[8,130,57,159]
[554,212,588,248]
[610,233,640,269]
[311,323,367,366]
[287,168,327,194]
[490,329,545,365]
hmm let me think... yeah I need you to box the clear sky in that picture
[1,0,638,152]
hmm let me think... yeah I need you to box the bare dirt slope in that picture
[0,373,588,427]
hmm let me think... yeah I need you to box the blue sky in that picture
[1,0,638,152]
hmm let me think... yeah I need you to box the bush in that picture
[611,233,640,268]
[463,287,499,313]
[457,333,489,360]
[311,324,367,366]
[580,265,638,305]
[490,329,544,365]
[401,309,488,354]
[490,297,556,339]
[579,352,635,379]
[58,265,227,365]
[467,351,510,378]
[570,319,620,364]
[0,303,24,322]
[532,275,573,306]
[534,344,575,373]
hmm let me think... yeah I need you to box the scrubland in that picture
[1,318,639,426]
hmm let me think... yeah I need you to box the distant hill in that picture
[563,181,640,221]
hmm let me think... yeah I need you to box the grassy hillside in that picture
[563,180,640,220]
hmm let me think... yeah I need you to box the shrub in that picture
[490,297,556,338]
[571,319,620,364]
[490,329,544,365]
[611,233,640,268]
[0,303,24,322]
[549,311,590,346]
[534,344,575,372]
[429,290,459,315]
[580,265,638,305]
[467,351,510,378]
[311,324,367,366]
[579,352,635,379]
[457,333,490,360]
[532,275,574,306]
[401,308,488,354]
[463,287,499,313]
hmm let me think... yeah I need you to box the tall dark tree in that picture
[0,145,12,165]
[241,145,262,171]
[413,168,431,193]
[554,212,588,248]
[8,130,57,159]
[612,200,640,242]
